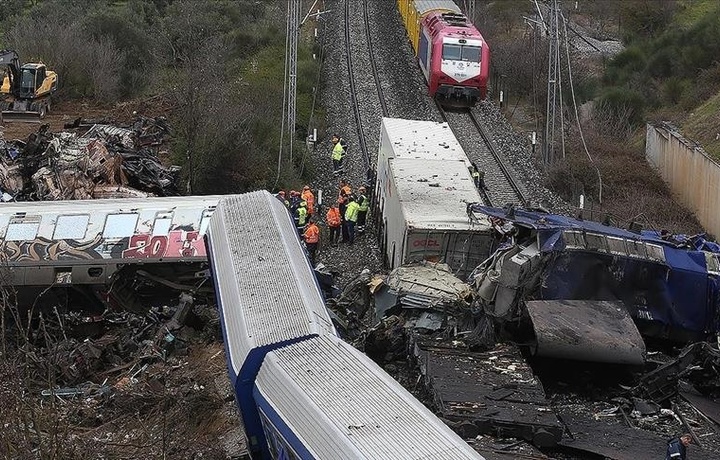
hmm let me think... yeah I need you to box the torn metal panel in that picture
[558,409,719,460]
[681,390,720,427]
[386,262,473,300]
[526,300,646,365]
[82,124,135,148]
[414,341,563,447]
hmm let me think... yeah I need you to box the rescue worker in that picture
[344,195,360,245]
[303,217,320,266]
[301,185,315,216]
[326,204,342,245]
[356,186,369,234]
[469,162,489,191]
[295,200,308,234]
[338,179,351,224]
[275,190,289,207]
[331,134,348,174]
[289,190,301,214]
[666,434,692,460]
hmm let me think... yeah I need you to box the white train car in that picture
[255,334,484,459]
[376,117,493,277]
[0,195,221,285]
[204,191,336,457]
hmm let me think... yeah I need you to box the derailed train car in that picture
[206,191,484,459]
[468,204,720,364]
[398,0,491,106]
[375,117,493,278]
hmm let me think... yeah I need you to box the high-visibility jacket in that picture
[301,190,315,214]
[332,139,346,160]
[304,223,320,244]
[357,194,369,212]
[339,185,351,198]
[297,206,308,226]
[326,207,342,227]
[345,201,360,223]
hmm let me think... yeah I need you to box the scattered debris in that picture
[0,118,179,200]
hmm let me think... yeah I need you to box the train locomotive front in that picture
[400,0,490,107]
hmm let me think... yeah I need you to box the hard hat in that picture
[301,200,307,206]
[303,185,310,190]
[359,186,366,192]
[278,190,285,196]
[290,190,298,196]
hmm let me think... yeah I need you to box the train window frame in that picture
[53,214,90,240]
[442,43,462,60]
[6,215,41,241]
[199,209,214,235]
[461,45,481,62]
[103,213,139,239]
[152,212,174,236]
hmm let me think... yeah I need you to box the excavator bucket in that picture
[1,109,43,123]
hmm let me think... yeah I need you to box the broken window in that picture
[6,215,41,241]
[103,213,139,239]
[152,212,174,236]
[53,215,90,240]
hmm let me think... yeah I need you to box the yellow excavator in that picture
[0,49,58,123]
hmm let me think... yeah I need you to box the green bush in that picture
[596,87,646,127]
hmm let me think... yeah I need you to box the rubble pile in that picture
[0,293,246,459]
[0,117,180,201]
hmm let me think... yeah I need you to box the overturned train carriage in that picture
[470,204,720,364]
[0,196,221,311]
[376,118,493,278]
[206,191,484,460]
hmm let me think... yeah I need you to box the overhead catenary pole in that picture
[543,0,561,165]
[287,0,300,163]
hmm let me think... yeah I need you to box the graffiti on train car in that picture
[122,229,205,259]
[2,235,105,262]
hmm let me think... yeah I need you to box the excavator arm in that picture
[0,49,22,95]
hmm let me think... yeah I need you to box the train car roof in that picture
[254,334,484,460]
[413,0,461,16]
[0,195,223,213]
[390,157,489,230]
[380,117,469,164]
[206,191,335,376]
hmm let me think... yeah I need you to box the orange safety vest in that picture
[339,185,351,198]
[304,224,320,244]
[326,207,341,227]
[301,190,315,214]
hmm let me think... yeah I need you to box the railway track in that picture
[343,0,370,170]
[437,102,528,207]
[362,0,388,118]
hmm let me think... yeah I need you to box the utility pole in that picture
[543,0,562,165]
[286,0,300,163]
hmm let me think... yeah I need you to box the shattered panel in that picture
[414,341,562,447]
[526,300,646,365]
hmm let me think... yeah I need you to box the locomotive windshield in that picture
[442,44,481,62]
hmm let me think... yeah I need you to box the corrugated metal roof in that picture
[392,157,481,230]
[382,117,468,163]
[256,335,484,459]
[207,191,335,375]
[413,0,461,15]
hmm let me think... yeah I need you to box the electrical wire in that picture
[560,10,603,203]
[274,0,293,191]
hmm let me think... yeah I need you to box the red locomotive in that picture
[399,0,490,107]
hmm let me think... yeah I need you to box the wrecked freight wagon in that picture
[374,118,493,278]
[0,119,179,200]
[467,203,720,364]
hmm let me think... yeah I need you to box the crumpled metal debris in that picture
[0,117,180,200]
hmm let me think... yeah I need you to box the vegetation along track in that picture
[438,102,528,207]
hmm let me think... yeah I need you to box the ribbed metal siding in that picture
[414,0,461,16]
[207,191,335,375]
[256,335,484,459]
